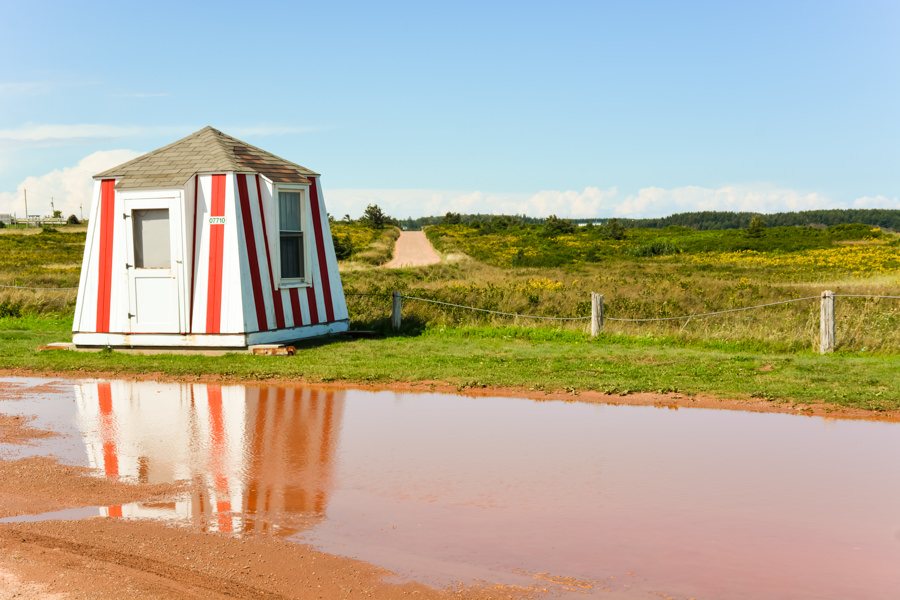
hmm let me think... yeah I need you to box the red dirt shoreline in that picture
[2,366,898,422]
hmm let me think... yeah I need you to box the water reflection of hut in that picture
[75,380,342,534]
[72,127,349,349]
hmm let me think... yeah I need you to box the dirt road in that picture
[383,231,441,268]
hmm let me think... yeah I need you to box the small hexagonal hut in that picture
[73,127,348,348]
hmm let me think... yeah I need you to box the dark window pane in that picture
[280,234,303,279]
[278,192,302,231]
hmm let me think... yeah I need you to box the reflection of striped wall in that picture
[74,380,343,535]
[243,386,340,522]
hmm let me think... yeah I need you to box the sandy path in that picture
[383,231,441,268]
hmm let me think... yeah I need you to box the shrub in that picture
[827,223,883,241]
[747,215,766,238]
[628,241,681,257]
[331,234,353,260]
[541,215,576,237]
[355,227,401,266]
[0,301,22,318]
[332,234,354,260]
[67,214,80,225]
[599,218,626,240]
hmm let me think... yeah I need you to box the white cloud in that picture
[853,195,900,209]
[112,92,171,98]
[3,149,892,225]
[612,185,831,218]
[0,81,52,96]
[0,124,151,145]
[0,150,142,219]
[0,123,321,147]
[325,184,847,220]
[326,187,624,220]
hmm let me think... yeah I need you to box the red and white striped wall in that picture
[73,172,349,348]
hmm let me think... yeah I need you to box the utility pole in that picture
[51,196,55,216]
[23,189,28,227]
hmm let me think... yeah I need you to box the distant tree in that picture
[541,215,576,237]
[599,218,626,240]
[53,210,62,219]
[360,204,387,229]
[747,215,766,238]
[443,211,462,225]
[66,214,80,225]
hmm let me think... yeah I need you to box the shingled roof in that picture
[94,126,319,189]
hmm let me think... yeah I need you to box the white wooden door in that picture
[124,196,184,334]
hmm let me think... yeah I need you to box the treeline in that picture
[400,213,543,231]
[400,209,900,232]
[592,209,900,231]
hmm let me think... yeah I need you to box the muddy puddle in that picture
[2,376,900,599]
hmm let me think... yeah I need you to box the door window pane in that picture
[133,209,171,268]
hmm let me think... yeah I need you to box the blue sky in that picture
[0,0,896,220]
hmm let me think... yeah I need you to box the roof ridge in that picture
[92,127,319,189]
[211,128,312,173]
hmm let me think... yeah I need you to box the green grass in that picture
[427,221,890,267]
[0,228,84,314]
[2,225,900,413]
[3,315,899,413]
[330,222,401,266]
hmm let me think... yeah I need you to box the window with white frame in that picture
[276,186,309,286]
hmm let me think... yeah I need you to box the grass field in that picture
[2,220,900,412]
[344,223,900,353]
[330,222,400,266]
[3,314,899,412]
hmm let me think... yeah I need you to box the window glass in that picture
[279,192,302,231]
[133,209,170,268]
[278,190,304,281]
[280,236,302,279]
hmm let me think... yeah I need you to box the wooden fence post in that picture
[820,290,835,354]
[391,291,402,331]
[591,292,604,338]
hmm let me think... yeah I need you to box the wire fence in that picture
[400,294,828,323]
[345,290,900,353]
[4,284,896,351]
[0,284,78,291]
[348,292,900,323]
[402,295,591,321]
[603,296,821,322]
